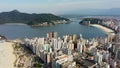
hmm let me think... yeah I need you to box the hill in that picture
[79,18,102,25]
[0,10,70,26]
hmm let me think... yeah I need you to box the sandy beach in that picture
[0,41,15,68]
[91,24,115,36]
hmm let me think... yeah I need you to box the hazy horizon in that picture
[0,0,120,14]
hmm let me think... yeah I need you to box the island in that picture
[0,10,70,27]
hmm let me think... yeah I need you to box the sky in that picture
[0,0,119,14]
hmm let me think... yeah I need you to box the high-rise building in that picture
[44,51,47,63]
[102,51,109,62]
[115,24,120,65]
[83,45,87,52]
[116,49,120,61]
[47,53,51,64]
[53,39,58,50]
[36,44,40,56]
[72,34,77,42]
[77,42,83,53]
[110,59,117,68]
[57,40,63,50]
[68,49,72,56]
[33,44,36,54]
[115,25,120,46]
[53,31,58,38]
[94,51,103,65]
[63,35,69,42]
[68,43,74,50]
[47,32,52,39]
[43,44,49,52]
[47,32,50,38]
[79,34,83,40]
[49,47,52,53]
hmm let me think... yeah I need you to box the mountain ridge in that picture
[0,10,70,26]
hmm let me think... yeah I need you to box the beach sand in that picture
[91,24,115,36]
[0,41,15,68]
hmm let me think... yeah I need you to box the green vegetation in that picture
[33,62,42,68]
[79,18,102,25]
[0,10,70,26]
[86,52,94,56]
[14,45,21,49]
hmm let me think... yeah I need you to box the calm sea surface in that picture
[0,19,107,40]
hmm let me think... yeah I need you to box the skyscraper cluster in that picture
[24,26,120,68]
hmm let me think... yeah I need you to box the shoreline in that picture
[0,41,16,68]
[4,23,26,25]
[91,24,115,36]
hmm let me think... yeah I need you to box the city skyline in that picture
[0,0,120,14]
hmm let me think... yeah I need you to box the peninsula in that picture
[79,18,102,25]
[79,18,116,36]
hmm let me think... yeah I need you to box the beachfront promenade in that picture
[0,42,15,68]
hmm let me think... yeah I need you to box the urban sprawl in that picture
[0,18,120,68]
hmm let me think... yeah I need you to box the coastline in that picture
[30,20,70,27]
[91,24,115,36]
[0,41,16,68]
[4,23,26,25]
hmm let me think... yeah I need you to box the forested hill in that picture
[0,10,70,26]
[79,18,102,25]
